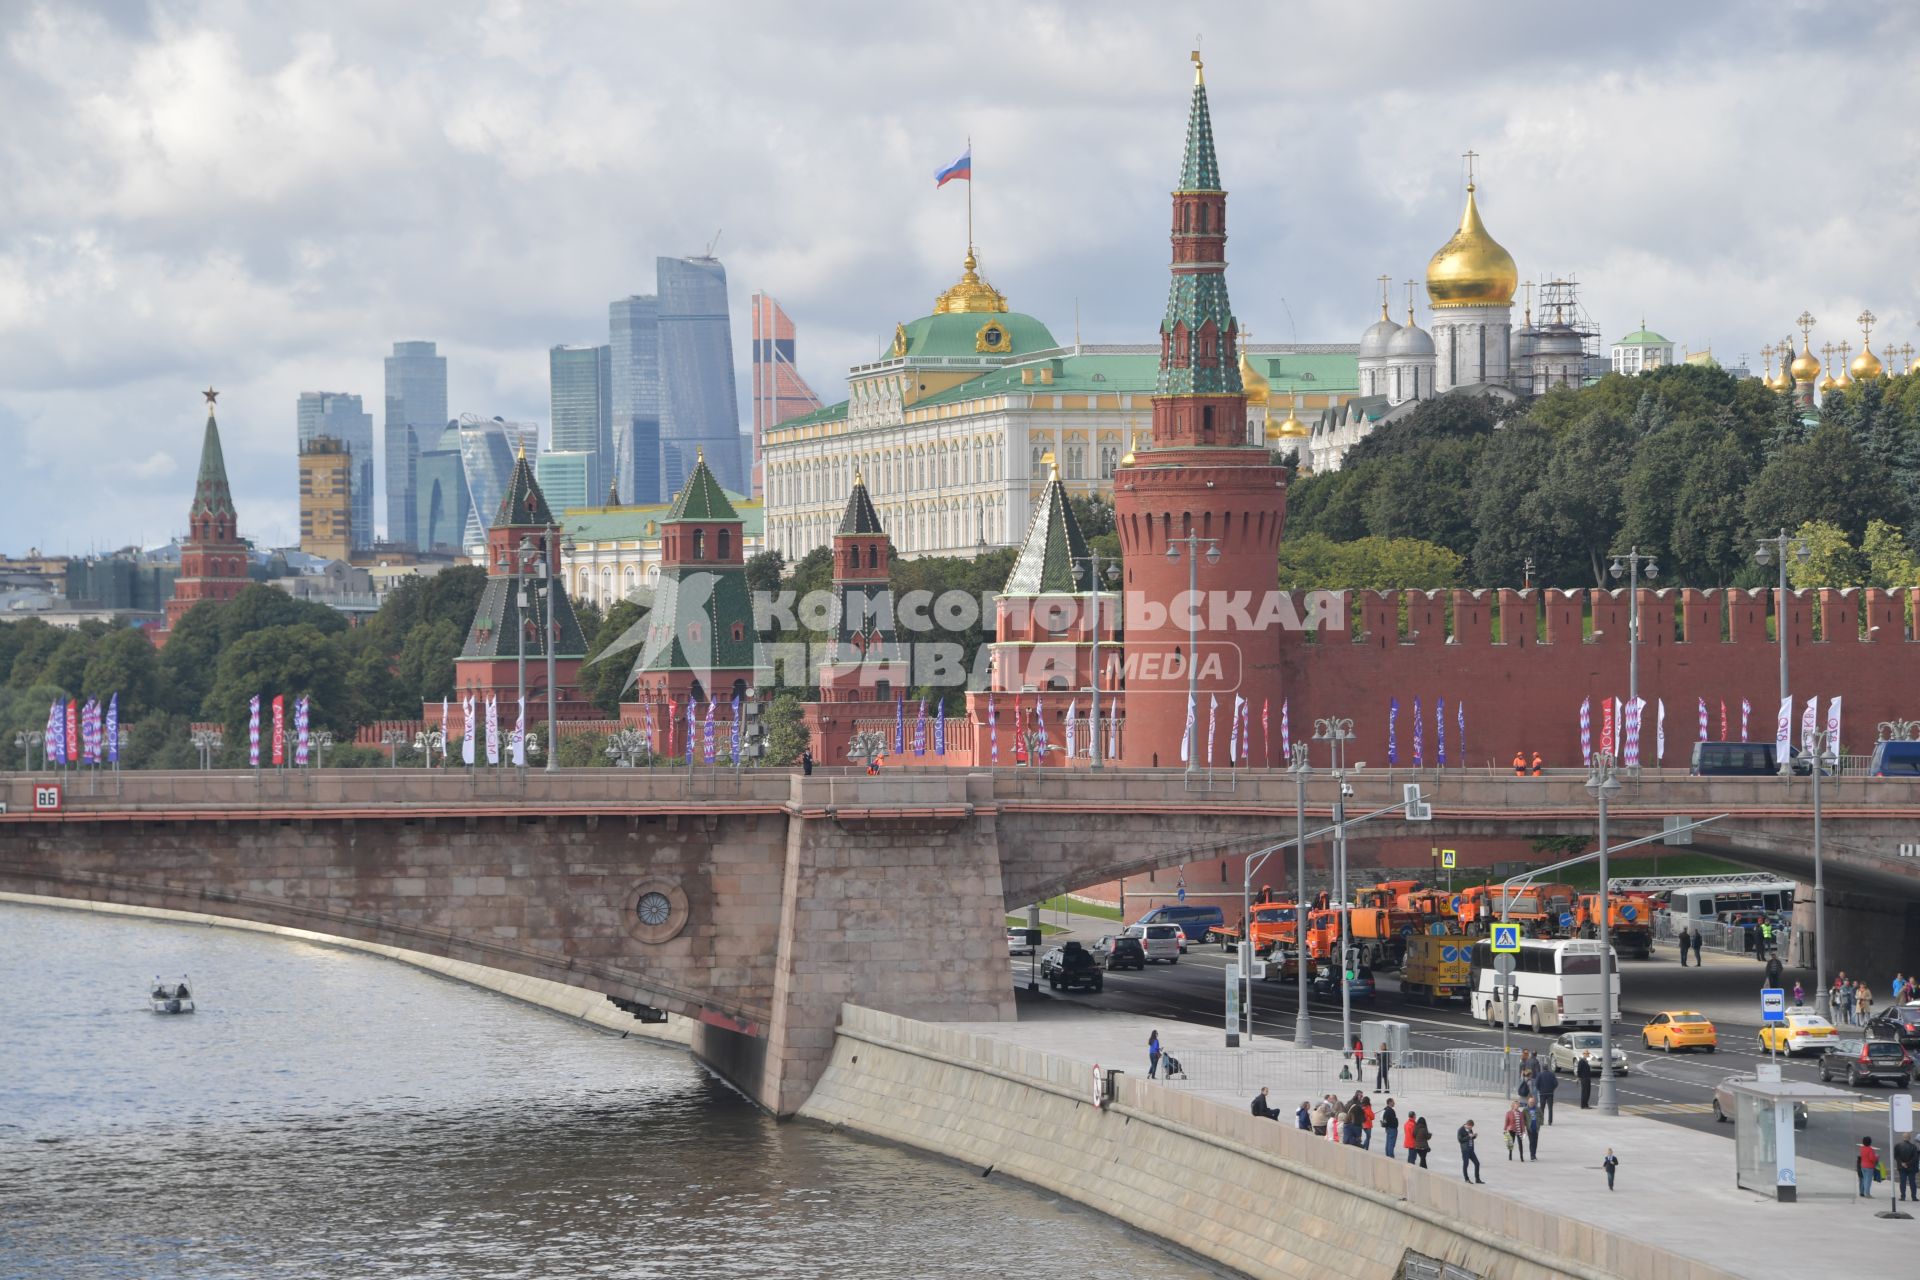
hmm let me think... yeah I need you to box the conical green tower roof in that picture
[493,449,555,528]
[1177,64,1222,193]
[664,450,740,523]
[190,409,236,520]
[1003,467,1092,595]
[837,471,884,536]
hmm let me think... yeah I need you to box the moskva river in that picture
[0,904,1219,1278]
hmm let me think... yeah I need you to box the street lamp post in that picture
[1164,534,1221,776]
[1586,751,1622,1115]
[1811,726,1830,1019]
[1754,530,1809,776]
[1290,741,1313,1048]
[312,729,333,769]
[1072,550,1122,770]
[1315,715,1356,1054]
[607,727,648,767]
[413,727,444,769]
[191,726,223,770]
[13,729,43,772]
[1608,548,1658,772]
[381,727,407,768]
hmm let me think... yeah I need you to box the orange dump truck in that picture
[1212,901,1301,956]
[1304,907,1392,963]
[1573,892,1656,958]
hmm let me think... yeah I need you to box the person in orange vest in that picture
[1531,751,1544,776]
[1512,751,1526,776]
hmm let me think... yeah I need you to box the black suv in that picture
[1040,942,1105,993]
[1097,935,1148,971]
[1818,1038,1913,1088]
[1867,1005,1920,1049]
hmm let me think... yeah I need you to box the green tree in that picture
[1861,519,1920,588]
[216,583,347,650]
[578,597,648,713]
[762,691,809,765]
[121,711,198,770]
[155,600,224,716]
[204,623,353,749]
[1541,408,1635,584]
[1469,423,1572,586]
[573,598,604,651]
[1069,494,1115,539]
[366,566,487,653]
[745,549,786,598]
[395,618,463,703]
[1744,422,1898,543]
[1277,532,1462,590]
[1783,520,1863,588]
[81,626,161,717]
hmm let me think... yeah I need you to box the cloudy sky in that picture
[3,0,1916,554]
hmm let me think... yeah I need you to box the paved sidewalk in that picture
[947,1001,1917,1280]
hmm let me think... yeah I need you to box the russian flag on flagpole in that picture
[934,148,971,186]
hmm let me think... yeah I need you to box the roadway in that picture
[1011,920,1906,1174]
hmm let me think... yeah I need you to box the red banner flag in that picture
[271,695,286,766]
[66,699,79,762]
[1600,698,1615,754]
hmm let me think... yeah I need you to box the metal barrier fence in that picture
[1159,1047,1511,1098]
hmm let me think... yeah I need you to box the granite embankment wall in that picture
[801,1006,1738,1280]
[0,891,691,1046]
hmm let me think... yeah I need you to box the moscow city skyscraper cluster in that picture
[297,254,749,557]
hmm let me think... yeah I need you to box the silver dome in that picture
[1386,322,1435,358]
[1359,316,1402,360]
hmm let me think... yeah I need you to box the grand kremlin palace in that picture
[760,252,1358,562]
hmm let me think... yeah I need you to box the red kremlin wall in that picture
[1277,584,1917,770]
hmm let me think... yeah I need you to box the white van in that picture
[1123,923,1183,964]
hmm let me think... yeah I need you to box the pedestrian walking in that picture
[1765,954,1783,988]
[1361,1097,1376,1150]
[1838,981,1855,1026]
[1678,928,1691,966]
[1351,1035,1365,1079]
[1412,1115,1432,1169]
[1576,1052,1594,1109]
[1858,1136,1880,1199]
[1381,1099,1399,1160]
[1147,1029,1162,1079]
[1894,1133,1919,1203]
[1857,983,1873,1026]
[1603,1148,1619,1191]
[1893,973,1907,1004]
[1459,1119,1484,1183]
[1503,1101,1526,1161]
[1525,1100,1541,1160]
[1375,1043,1392,1092]
[1534,1064,1557,1124]
[1793,980,1804,1007]
[1689,926,1703,961]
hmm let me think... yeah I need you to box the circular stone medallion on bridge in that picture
[626,878,691,945]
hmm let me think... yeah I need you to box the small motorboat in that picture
[149,975,195,1015]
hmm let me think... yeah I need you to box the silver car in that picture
[1547,1031,1630,1077]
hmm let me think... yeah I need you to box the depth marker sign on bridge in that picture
[1490,924,1521,954]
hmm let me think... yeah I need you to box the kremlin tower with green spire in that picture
[159,388,253,642]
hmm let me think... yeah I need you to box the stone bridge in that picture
[4,767,1917,1112]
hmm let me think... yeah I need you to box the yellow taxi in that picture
[1757,1011,1838,1056]
[1642,1010,1718,1054]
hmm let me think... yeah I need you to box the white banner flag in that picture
[1775,695,1792,761]
[1206,694,1218,767]
[1064,701,1078,760]
[1180,693,1195,763]
[1656,698,1666,764]
[512,695,527,767]
[1825,695,1842,761]
[1230,695,1246,764]
[1800,696,1817,758]
[462,694,476,765]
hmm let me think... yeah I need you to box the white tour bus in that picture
[1661,880,1795,924]
[1469,938,1620,1032]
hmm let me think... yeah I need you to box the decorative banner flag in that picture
[1238,694,1250,764]
[271,695,285,767]
[1389,697,1399,765]
[462,694,476,765]
[1457,701,1465,764]
[248,695,261,768]
[486,694,501,765]
[1035,697,1048,754]
[1600,698,1614,755]
[1106,701,1119,760]
[1740,698,1752,742]
[106,694,120,765]
[439,696,449,765]
[1261,698,1271,766]
[67,699,79,763]
[914,699,928,757]
[1205,694,1218,768]
[46,700,62,764]
[1412,696,1423,767]
[703,698,716,764]
[79,699,96,765]
[1228,695,1245,764]
[1825,695,1842,761]
[667,695,679,757]
[1697,697,1708,742]
[1436,697,1447,768]
[1624,698,1643,769]
[685,698,696,762]
[1720,700,1729,741]
[988,695,998,764]
[1579,696,1592,766]
[296,696,311,767]
[1013,694,1025,764]
[1280,698,1290,760]
[894,694,905,755]
[512,695,527,767]
[730,692,744,765]
[1180,693,1195,763]
[1064,701,1078,760]
[1656,698,1666,763]
[1800,696,1817,757]
[642,696,656,756]
[933,705,946,756]
[1774,695,1792,762]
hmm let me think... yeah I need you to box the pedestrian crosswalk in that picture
[1623,1099,1870,1117]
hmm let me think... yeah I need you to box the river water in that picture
[0,904,1219,1279]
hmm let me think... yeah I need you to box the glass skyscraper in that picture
[534,450,594,516]
[455,415,538,551]
[549,344,612,501]
[296,391,375,551]
[657,255,743,496]
[609,296,660,505]
[415,423,470,553]
[384,340,448,548]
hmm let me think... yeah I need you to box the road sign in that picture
[1177,884,1187,902]
[1559,912,1575,929]
[1493,954,1516,975]
[1403,783,1432,822]
[1621,904,1639,922]
[32,784,61,813]
[1761,988,1787,1023]
[1441,849,1457,870]
[1491,923,1521,953]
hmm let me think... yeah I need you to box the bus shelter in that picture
[1722,1077,1852,1202]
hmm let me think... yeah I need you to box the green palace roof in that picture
[560,492,762,544]
[897,310,1058,361]
[1616,328,1670,346]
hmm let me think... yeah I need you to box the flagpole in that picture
[966,135,973,252]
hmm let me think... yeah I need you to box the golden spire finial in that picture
[696,445,705,463]
[1040,448,1057,479]
[1191,43,1203,85]
[854,464,864,487]
[1797,310,1816,350]
[516,438,526,461]
[1462,148,1479,192]
[1376,273,1392,321]
[1859,309,1877,346]
[1404,279,1418,326]
[1522,280,1535,324]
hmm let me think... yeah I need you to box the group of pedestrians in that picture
[1674,927,1706,966]
[1830,973,1877,1027]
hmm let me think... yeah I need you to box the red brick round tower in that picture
[1113,55,1288,768]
